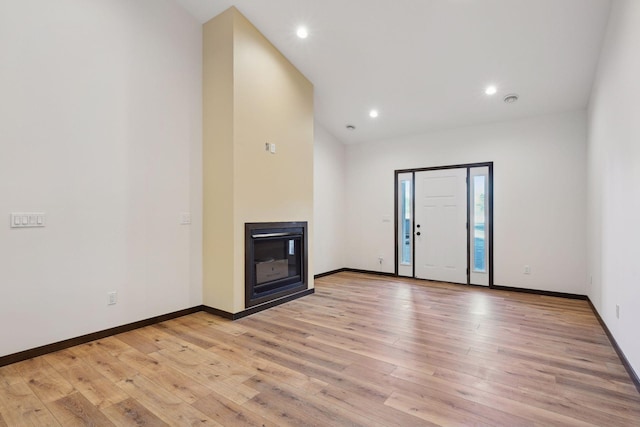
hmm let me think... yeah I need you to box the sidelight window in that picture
[400,179,412,265]
[472,175,486,273]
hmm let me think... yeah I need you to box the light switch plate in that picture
[10,213,45,228]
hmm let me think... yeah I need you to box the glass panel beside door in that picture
[469,166,490,286]
[397,172,413,277]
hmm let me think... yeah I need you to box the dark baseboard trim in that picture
[203,288,315,320]
[490,284,588,300]
[342,268,397,278]
[587,298,640,394]
[200,305,234,320]
[0,306,203,368]
[314,268,348,279]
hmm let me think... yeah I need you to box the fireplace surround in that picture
[245,222,308,308]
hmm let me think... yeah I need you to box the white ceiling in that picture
[175,0,611,144]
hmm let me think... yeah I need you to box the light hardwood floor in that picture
[1,271,639,426]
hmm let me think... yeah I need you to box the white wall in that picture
[314,124,347,274]
[345,111,588,294]
[588,0,640,375]
[0,0,202,357]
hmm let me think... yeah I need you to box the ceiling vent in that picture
[504,94,519,104]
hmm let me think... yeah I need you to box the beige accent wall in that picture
[203,7,314,314]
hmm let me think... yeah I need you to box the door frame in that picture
[394,161,494,287]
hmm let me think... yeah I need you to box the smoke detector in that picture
[504,94,519,104]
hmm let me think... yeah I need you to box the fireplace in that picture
[245,222,308,308]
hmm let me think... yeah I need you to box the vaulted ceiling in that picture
[175,0,611,144]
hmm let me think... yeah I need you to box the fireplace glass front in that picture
[245,222,307,308]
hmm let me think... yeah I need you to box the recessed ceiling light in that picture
[504,93,519,103]
[369,110,379,118]
[296,26,308,39]
[485,85,497,96]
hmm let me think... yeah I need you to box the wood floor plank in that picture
[41,349,84,372]
[554,370,640,401]
[0,364,23,387]
[13,358,75,404]
[113,330,163,355]
[0,381,61,426]
[230,335,392,403]
[192,391,280,427]
[47,360,129,410]
[394,365,596,427]
[431,366,630,426]
[101,397,170,427]
[90,337,133,357]
[114,374,220,426]
[256,315,400,374]
[207,340,329,394]
[345,362,537,426]
[47,391,115,427]
[175,312,249,337]
[115,348,211,404]
[149,349,259,405]
[244,373,383,427]
[317,382,441,427]
[212,318,353,373]
[69,344,138,384]
[153,322,218,349]
[0,272,638,426]
[385,389,509,427]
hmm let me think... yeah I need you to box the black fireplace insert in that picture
[245,222,308,308]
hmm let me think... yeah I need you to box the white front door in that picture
[414,168,468,284]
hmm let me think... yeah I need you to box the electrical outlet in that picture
[616,304,620,319]
[108,291,117,306]
[524,265,531,275]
